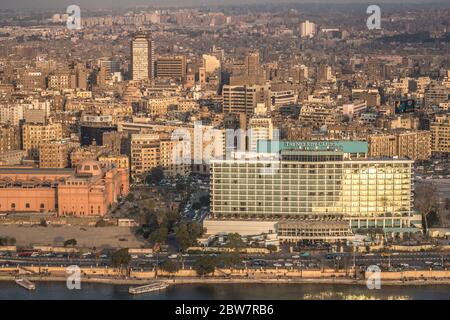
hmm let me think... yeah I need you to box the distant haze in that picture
[0,0,444,10]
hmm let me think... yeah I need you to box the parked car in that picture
[273,263,282,267]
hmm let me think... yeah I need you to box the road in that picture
[1,251,448,272]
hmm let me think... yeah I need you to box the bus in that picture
[17,249,38,257]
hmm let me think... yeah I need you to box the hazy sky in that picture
[0,0,437,10]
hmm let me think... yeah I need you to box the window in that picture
[40,203,45,209]
[11,203,15,209]
[26,203,30,208]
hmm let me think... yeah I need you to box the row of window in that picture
[4,203,46,209]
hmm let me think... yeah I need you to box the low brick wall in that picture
[1,265,449,281]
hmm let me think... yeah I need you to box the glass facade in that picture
[211,150,414,232]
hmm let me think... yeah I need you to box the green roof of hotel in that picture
[257,140,369,154]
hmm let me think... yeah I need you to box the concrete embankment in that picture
[1,275,450,287]
[1,265,450,286]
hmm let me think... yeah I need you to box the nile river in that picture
[1,283,450,300]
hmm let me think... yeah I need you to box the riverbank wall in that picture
[1,265,449,283]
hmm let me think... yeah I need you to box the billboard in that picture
[395,99,416,114]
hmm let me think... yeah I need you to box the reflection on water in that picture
[0,282,449,300]
[303,292,409,300]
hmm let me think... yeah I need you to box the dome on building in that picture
[76,160,103,177]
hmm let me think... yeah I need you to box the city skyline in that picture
[0,0,445,10]
[0,0,449,303]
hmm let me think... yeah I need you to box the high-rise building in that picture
[0,125,20,153]
[39,140,69,168]
[0,104,24,125]
[431,114,450,154]
[318,64,333,83]
[248,104,274,152]
[300,20,317,38]
[80,115,117,146]
[98,57,120,74]
[47,71,72,90]
[245,51,261,78]
[425,82,448,108]
[130,134,161,181]
[130,133,190,180]
[22,123,63,159]
[17,70,45,91]
[155,56,187,81]
[131,32,154,81]
[222,84,271,117]
[202,54,221,73]
[295,64,309,83]
[368,130,431,161]
[206,141,420,241]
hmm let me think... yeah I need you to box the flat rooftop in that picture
[0,167,74,175]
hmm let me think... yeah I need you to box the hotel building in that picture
[206,141,421,242]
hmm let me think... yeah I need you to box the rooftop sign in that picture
[257,140,368,154]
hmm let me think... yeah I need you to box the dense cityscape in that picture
[0,0,449,301]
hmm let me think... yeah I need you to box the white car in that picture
[144,254,153,258]
[168,254,178,259]
[285,263,293,267]
[273,263,282,267]
[291,255,300,259]
[131,255,139,259]
[425,261,433,265]
[400,263,409,268]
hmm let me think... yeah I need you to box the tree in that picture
[266,245,277,253]
[175,222,204,252]
[0,236,16,246]
[161,260,180,274]
[415,183,439,232]
[175,180,186,193]
[64,239,77,247]
[199,195,210,207]
[111,248,131,271]
[175,223,190,251]
[95,219,111,227]
[146,166,165,185]
[227,233,245,252]
[194,256,217,277]
[125,193,135,202]
[220,252,242,268]
[149,226,168,244]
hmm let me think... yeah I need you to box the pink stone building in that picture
[0,160,129,217]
